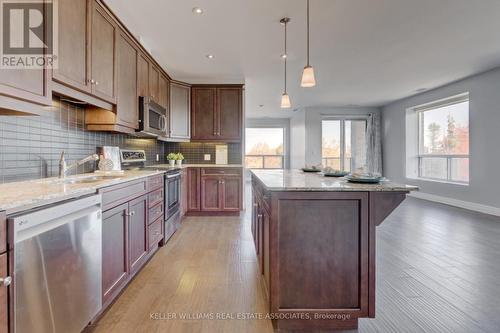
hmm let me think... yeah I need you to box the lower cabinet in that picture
[188,167,243,214]
[0,211,7,333]
[100,176,164,307]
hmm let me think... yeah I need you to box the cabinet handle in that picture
[124,211,136,217]
[89,79,95,84]
[257,214,263,218]
[95,81,99,86]
[0,276,11,287]
[253,203,258,207]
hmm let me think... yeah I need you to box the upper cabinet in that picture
[170,82,191,141]
[115,32,138,129]
[53,0,90,93]
[159,74,169,110]
[191,85,243,142]
[90,0,117,103]
[149,65,160,104]
[0,0,52,115]
[137,53,150,99]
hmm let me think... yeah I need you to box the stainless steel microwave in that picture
[138,96,168,139]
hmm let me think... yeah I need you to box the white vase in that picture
[169,160,175,167]
[176,160,183,166]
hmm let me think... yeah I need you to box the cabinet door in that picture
[53,0,91,93]
[137,53,149,98]
[187,168,201,211]
[221,176,242,211]
[116,31,138,129]
[149,65,160,103]
[262,207,271,300]
[170,83,191,140]
[191,87,217,140]
[159,74,169,110]
[217,88,242,141]
[90,0,117,103]
[200,177,222,211]
[128,195,148,274]
[180,169,189,216]
[0,3,51,106]
[102,203,128,303]
[0,252,6,333]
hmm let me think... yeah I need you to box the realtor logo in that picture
[1,0,58,69]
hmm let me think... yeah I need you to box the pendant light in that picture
[301,0,316,87]
[280,17,291,108]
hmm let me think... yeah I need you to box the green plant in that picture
[176,153,184,161]
[167,153,177,161]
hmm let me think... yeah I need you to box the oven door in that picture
[165,172,181,220]
[138,96,168,137]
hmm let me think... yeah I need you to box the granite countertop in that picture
[251,169,418,192]
[0,169,166,215]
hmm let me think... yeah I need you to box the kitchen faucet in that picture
[59,151,99,178]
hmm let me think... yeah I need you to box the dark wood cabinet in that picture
[191,87,217,140]
[190,85,243,142]
[53,0,91,93]
[116,31,138,130]
[159,74,169,110]
[90,0,117,103]
[200,176,223,211]
[191,85,242,142]
[100,176,164,308]
[187,168,201,211]
[137,52,150,99]
[221,176,242,211]
[262,207,270,300]
[102,203,129,304]
[217,88,242,141]
[128,195,148,274]
[0,212,6,333]
[149,65,160,104]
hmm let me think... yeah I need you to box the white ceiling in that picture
[105,0,500,118]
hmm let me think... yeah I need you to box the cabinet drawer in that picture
[201,167,242,176]
[0,212,5,254]
[148,218,163,250]
[149,202,164,224]
[100,179,147,211]
[148,188,164,208]
[148,174,164,191]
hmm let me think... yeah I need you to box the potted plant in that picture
[176,153,184,166]
[167,153,177,167]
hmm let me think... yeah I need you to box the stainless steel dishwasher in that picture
[9,194,102,333]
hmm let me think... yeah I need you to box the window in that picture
[415,94,469,183]
[322,119,367,172]
[245,128,285,169]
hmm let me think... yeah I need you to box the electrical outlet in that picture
[156,154,159,162]
[204,154,211,161]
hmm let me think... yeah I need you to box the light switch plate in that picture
[204,154,211,161]
[156,154,159,162]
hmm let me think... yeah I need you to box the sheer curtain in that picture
[366,113,383,175]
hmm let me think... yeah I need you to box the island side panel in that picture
[270,191,369,331]
[367,191,409,317]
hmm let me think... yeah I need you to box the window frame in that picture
[321,116,368,172]
[245,127,286,169]
[413,93,470,184]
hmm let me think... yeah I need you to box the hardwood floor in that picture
[90,190,500,333]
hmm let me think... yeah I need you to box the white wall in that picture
[382,67,500,209]
[289,106,380,168]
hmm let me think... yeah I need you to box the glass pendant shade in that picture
[301,65,316,87]
[280,93,291,108]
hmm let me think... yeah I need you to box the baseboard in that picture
[409,192,500,217]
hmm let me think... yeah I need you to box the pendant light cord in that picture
[284,20,287,93]
[306,0,310,67]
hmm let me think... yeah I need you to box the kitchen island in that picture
[250,169,417,331]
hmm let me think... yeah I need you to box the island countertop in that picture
[250,169,418,192]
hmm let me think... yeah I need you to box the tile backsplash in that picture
[0,97,242,183]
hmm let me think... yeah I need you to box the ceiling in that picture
[105,0,500,118]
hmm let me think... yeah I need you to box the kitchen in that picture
[1,1,500,333]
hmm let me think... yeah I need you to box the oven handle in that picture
[166,173,181,179]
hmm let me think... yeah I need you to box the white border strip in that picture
[409,192,500,217]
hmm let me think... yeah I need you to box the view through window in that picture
[322,119,367,172]
[245,128,284,169]
[417,96,469,183]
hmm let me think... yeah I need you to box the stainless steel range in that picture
[119,149,182,241]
